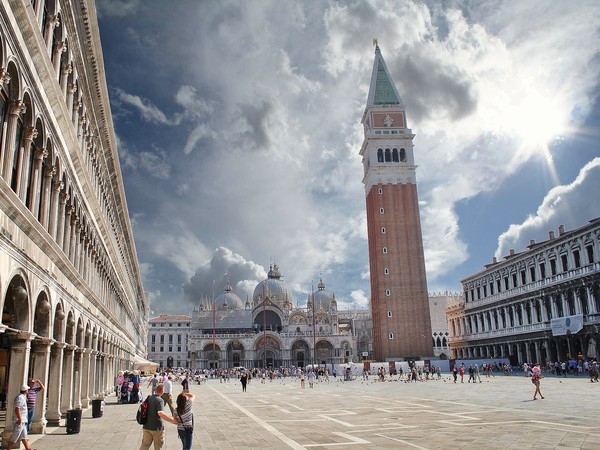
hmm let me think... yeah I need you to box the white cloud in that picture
[495,157,600,257]
[115,88,171,125]
[102,0,600,314]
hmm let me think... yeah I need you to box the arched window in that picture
[377,148,383,162]
[392,148,399,162]
[400,148,406,162]
[385,148,391,162]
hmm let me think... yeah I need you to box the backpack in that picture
[136,396,150,424]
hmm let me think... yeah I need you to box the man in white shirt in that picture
[7,385,34,450]
[161,375,174,413]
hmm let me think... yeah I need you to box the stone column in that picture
[534,341,541,364]
[30,338,52,434]
[68,215,78,262]
[587,285,597,314]
[44,15,59,51]
[48,180,63,240]
[1,331,33,448]
[1,99,26,180]
[52,40,66,78]
[63,205,73,256]
[88,350,98,397]
[60,345,75,415]
[17,126,37,202]
[56,191,69,245]
[72,99,82,128]
[80,349,92,408]
[39,165,56,229]
[73,348,83,409]
[66,84,77,120]
[574,289,583,315]
[60,63,72,97]
[46,342,65,426]
[27,147,47,214]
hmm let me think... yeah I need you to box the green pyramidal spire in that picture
[367,44,402,106]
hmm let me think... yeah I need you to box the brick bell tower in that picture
[360,42,433,361]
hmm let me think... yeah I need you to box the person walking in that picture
[167,392,195,450]
[181,375,189,394]
[532,363,544,400]
[7,384,34,450]
[162,376,174,413]
[26,378,45,433]
[148,374,159,396]
[240,372,248,392]
[139,384,172,450]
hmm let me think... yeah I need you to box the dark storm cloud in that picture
[392,46,478,124]
[181,247,266,306]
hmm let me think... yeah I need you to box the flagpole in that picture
[212,280,216,367]
[312,280,316,368]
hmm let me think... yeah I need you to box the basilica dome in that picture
[215,282,244,310]
[309,278,337,312]
[253,264,292,309]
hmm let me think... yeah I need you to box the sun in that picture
[511,91,566,151]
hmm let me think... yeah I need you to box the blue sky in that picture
[96,0,600,316]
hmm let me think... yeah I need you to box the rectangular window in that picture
[550,259,557,275]
[160,335,164,344]
[476,287,481,300]
[540,263,546,279]
[385,289,391,296]
[573,250,581,268]
[151,346,155,352]
[151,335,155,344]
[490,283,494,295]
[168,346,173,352]
[520,270,526,285]
[169,335,173,343]
[379,207,384,214]
[384,268,389,275]
[178,334,182,344]
[160,346,164,352]
[587,245,594,263]
[504,277,509,290]
[387,311,392,317]
[178,346,182,352]
[383,247,387,254]
[483,285,487,297]
[561,254,568,272]
[530,267,536,282]
[496,279,501,292]
[381,227,386,234]
[389,333,394,340]
[512,273,517,288]
[378,187,383,194]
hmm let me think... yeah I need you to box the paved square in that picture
[28,374,599,449]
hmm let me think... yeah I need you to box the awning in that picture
[132,355,159,372]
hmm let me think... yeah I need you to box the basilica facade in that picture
[187,265,371,370]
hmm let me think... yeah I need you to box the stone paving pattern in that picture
[18,373,600,449]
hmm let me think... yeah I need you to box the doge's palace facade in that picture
[0,0,147,438]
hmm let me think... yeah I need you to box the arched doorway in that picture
[227,341,245,368]
[316,340,334,366]
[203,344,221,369]
[254,335,281,368]
[291,340,310,368]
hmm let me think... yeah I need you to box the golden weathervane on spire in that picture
[373,38,378,47]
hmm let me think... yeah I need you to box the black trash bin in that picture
[92,399,103,418]
[66,408,82,434]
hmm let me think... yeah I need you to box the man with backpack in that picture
[139,383,172,450]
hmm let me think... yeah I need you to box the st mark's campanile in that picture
[360,43,433,361]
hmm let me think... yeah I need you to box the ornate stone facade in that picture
[447,219,600,365]
[0,0,147,438]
